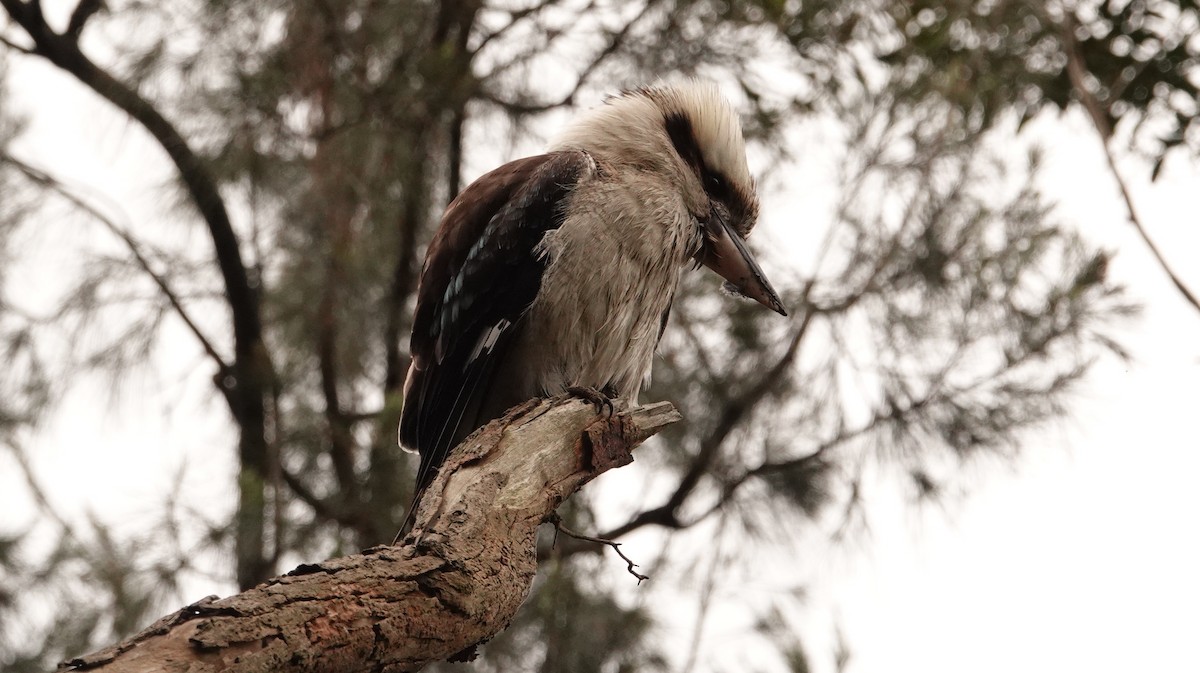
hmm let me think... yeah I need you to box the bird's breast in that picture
[514,178,696,399]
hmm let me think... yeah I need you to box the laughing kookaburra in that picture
[400,80,786,497]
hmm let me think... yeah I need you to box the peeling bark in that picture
[59,397,681,673]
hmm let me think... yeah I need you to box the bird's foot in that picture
[566,385,615,418]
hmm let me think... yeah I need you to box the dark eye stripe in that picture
[664,112,704,179]
[664,112,747,215]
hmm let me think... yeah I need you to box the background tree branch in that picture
[0,154,230,372]
[1,0,277,589]
[1056,11,1200,315]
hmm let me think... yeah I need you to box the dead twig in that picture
[546,513,649,584]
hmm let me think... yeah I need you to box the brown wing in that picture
[400,150,593,491]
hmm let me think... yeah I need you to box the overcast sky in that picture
[810,111,1200,673]
[3,22,1199,673]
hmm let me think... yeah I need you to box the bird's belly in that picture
[513,247,680,401]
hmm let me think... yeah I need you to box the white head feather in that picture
[550,81,757,231]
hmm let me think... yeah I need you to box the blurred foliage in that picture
[0,0,1170,671]
[878,1,1200,176]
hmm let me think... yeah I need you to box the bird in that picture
[399,80,787,506]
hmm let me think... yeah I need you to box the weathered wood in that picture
[59,396,681,673]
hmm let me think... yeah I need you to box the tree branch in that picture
[1,0,263,356]
[471,0,572,53]
[1058,13,1200,316]
[59,396,680,672]
[2,154,231,372]
[279,467,364,532]
[601,283,816,541]
[316,225,358,503]
[2,0,277,588]
[479,0,661,114]
[65,0,103,40]
[381,154,427,392]
[546,513,649,583]
[0,32,35,54]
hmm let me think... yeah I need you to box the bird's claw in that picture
[566,385,615,418]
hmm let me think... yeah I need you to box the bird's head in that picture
[551,80,786,316]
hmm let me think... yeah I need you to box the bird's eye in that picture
[704,171,728,196]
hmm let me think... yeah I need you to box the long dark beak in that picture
[699,219,787,316]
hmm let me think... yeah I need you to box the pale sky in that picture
[3,18,1200,673]
[811,113,1200,673]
